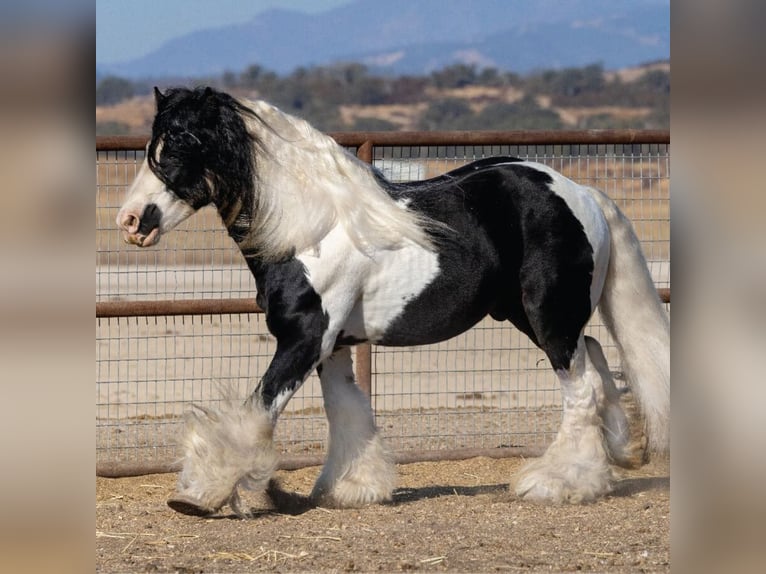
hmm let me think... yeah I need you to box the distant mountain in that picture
[98,0,669,79]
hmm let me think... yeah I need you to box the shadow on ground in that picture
[189,471,669,519]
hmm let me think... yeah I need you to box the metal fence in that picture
[96,130,670,476]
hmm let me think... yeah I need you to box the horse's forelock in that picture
[149,88,256,165]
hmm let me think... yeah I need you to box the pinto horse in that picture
[117,86,669,516]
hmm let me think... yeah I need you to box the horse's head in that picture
[116,86,255,247]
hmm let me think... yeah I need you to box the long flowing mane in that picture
[237,98,437,260]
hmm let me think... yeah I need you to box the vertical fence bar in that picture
[354,140,374,397]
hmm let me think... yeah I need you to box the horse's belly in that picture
[358,248,497,347]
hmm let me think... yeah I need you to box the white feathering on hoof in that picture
[311,432,396,508]
[171,399,277,516]
[515,341,615,504]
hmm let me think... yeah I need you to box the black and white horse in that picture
[117,87,669,516]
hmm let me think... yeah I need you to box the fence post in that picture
[355,140,374,398]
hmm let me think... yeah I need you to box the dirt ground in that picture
[96,456,669,573]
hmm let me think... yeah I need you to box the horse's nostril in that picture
[121,213,138,231]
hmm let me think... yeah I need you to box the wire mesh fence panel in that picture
[96,312,326,464]
[371,320,563,452]
[96,136,669,470]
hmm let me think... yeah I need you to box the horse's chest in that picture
[299,238,440,344]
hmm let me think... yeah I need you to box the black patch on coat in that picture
[245,257,329,408]
[378,157,594,372]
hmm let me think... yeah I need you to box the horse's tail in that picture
[590,189,670,455]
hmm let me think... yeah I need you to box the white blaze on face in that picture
[115,159,196,247]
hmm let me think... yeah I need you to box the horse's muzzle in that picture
[121,226,160,247]
[116,204,162,247]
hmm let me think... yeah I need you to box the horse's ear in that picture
[203,86,213,99]
[153,86,166,109]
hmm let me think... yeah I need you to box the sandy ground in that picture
[96,456,670,573]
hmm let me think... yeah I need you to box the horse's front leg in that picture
[167,341,320,517]
[311,347,396,508]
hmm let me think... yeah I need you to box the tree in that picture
[473,97,563,130]
[523,64,609,106]
[96,76,134,106]
[430,64,479,89]
[240,64,266,88]
[418,98,474,130]
[387,76,430,104]
[350,117,398,131]
[221,70,239,89]
[477,67,509,87]
[636,69,670,95]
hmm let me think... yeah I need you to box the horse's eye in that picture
[169,131,202,152]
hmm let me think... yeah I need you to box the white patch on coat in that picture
[583,336,635,467]
[515,336,614,503]
[296,224,440,354]
[172,398,277,516]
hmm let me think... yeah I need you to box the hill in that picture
[98,0,669,79]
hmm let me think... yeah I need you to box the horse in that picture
[116,86,669,516]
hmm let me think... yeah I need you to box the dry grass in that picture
[96,96,156,132]
[556,105,654,126]
[605,61,671,84]
[340,103,428,130]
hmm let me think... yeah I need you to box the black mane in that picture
[148,87,259,240]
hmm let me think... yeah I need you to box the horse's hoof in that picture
[515,460,613,504]
[167,494,216,516]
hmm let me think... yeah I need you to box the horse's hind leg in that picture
[584,335,640,468]
[515,335,615,503]
[311,347,396,508]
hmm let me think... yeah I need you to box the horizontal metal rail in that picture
[96,288,669,319]
[96,129,669,151]
[96,298,262,317]
[96,446,546,478]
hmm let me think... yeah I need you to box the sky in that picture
[96,0,354,64]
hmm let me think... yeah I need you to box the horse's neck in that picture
[237,99,435,261]
[236,102,367,259]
